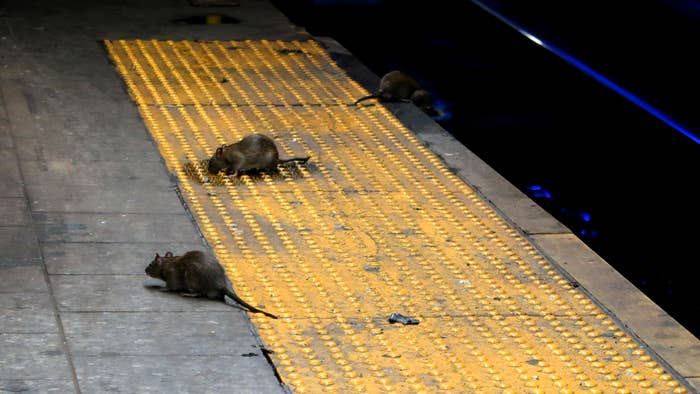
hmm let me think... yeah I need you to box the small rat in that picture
[145,250,278,319]
[207,133,310,176]
[353,70,435,115]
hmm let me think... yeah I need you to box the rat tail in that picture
[224,288,278,319]
[353,93,379,105]
[278,156,310,164]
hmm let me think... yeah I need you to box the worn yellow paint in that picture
[105,39,689,393]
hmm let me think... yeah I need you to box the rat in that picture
[353,70,436,115]
[145,250,278,319]
[207,133,310,176]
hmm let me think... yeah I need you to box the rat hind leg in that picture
[206,290,225,300]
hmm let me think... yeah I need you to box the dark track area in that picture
[271,0,700,336]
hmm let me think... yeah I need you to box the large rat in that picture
[207,133,310,176]
[353,70,435,115]
[145,250,278,319]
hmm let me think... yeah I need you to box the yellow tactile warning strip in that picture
[105,39,689,393]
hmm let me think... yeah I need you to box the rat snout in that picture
[423,106,439,117]
[207,160,218,174]
[207,157,226,175]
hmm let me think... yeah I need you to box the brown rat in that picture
[145,250,278,319]
[207,133,310,176]
[353,70,435,114]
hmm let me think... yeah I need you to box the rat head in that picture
[410,89,436,115]
[145,252,173,278]
[207,146,228,174]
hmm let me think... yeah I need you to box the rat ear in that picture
[215,147,223,158]
[165,251,173,258]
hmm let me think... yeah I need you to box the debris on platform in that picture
[276,48,304,55]
[388,313,419,325]
[183,158,308,186]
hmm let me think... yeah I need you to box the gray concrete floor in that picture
[0,0,299,392]
[0,0,698,393]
